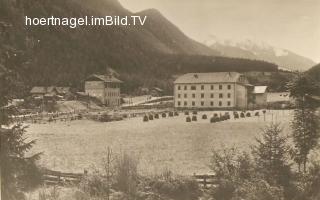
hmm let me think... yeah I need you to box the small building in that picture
[250,86,268,108]
[30,87,47,99]
[174,72,251,109]
[150,87,164,97]
[84,74,122,106]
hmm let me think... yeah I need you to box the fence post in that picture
[203,175,207,189]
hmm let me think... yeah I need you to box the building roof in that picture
[56,87,71,94]
[152,87,164,92]
[253,86,268,94]
[86,74,123,83]
[174,72,244,84]
[30,87,47,94]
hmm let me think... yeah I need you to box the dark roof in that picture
[56,87,71,94]
[30,87,47,94]
[85,74,123,83]
[174,72,244,84]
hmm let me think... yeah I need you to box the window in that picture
[178,101,181,106]
[192,101,195,106]
[210,101,214,106]
[192,94,196,98]
[219,85,223,90]
[201,101,204,106]
[228,85,231,90]
[219,101,222,107]
[178,85,181,90]
[227,93,231,98]
[191,85,196,90]
[184,94,187,98]
[211,93,214,98]
[227,101,231,106]
[184,101,187,106]
[211,85,214,90]
[184,85,187,90]
[219,93,223,98]
[201,93,204,98]
[201,85,204,90]
[178,94,181,98]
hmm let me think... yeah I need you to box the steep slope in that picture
[206,37,315,71]
[307,63,320,83]
[0,0,278,96]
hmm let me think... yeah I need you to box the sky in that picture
[119,0,320,62]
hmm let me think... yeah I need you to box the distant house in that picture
[251,86,268,108]
[30,87,47,99]
[267,92,291,103]
[84,74,122,106]
[174,72,252,109]
[150,87,164,97]
[30,86,72,100]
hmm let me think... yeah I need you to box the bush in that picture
[154,114,159,119]
[202,114,208,119]
[255,112,260,116]
[169,112,174,117]
[234,113,239,119]
[151,173,201,200]
[184,111,189,115]
[186,116,191,122]
[210,117,218,123]
[174,111,179,116]
[192,111,198,115]
[214,113,219,117]
[162,113,167,118]
[246,112,251,117]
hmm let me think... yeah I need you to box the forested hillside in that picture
[0,0,278,96]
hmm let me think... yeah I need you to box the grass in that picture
[26,110,293,175]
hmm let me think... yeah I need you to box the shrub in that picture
[192,111,198,115]
[154,114,159,119]
[162,113,167,118]
[186,116,191,122]
[255,112,260,116]
[143,116,149,122]
[151,173,201,200]
[114,152,139,198]
[246,112,251,117]
[184,111,189,115]
[169,112,174,117]
[210,117,217,123]
[234,113,239,119]
[202,114,208,119]
[174,112,179,116]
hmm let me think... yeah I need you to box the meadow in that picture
[26,110,293,176]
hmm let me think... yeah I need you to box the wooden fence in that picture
[193,174,218,188]
[42,169,84,186]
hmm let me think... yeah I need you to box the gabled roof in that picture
[56,87,71,94]
[174,72,243,84]
[253,86,268,94]
[30,87,47,94]
[85,74,123,83]
[152,87,164,92]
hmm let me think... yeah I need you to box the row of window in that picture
[177,84,232,91]
[107,92,120,97]
[177,101,232,107]
[177,93,232,99]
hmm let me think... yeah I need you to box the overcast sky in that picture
[119,0,320,62]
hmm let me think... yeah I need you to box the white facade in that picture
[85,75,122,106]
[174,72,250,109]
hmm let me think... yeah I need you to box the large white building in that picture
[174,72,252,109]
[85,74,122,106]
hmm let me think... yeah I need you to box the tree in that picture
[251,123,292,187]
[291,109,320,172]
